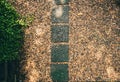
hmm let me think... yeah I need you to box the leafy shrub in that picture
[0,0,24,62]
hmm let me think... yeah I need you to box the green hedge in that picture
[0,0,24,62]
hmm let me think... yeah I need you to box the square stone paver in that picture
[51,64,68,82]
[51,25,69,42]
[54,0,70,5]
[51,6,69,23]
[51,45,69,62]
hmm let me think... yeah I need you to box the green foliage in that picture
[18,14,35,26]
[0,0,24,62]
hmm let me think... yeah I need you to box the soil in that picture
[9,0,120,82]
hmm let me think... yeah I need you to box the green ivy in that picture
[0,0,24,62]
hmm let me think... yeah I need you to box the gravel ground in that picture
[69,0,120,81]
[9,0,120,81]
[9,0,52,82]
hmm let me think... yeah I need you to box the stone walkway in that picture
[50,0,70,81]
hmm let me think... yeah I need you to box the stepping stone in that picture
[51,45,69,62]
[51,6,69,23]
[51,25,69,42]
[51,64,68,82]
[54,0,70,5]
